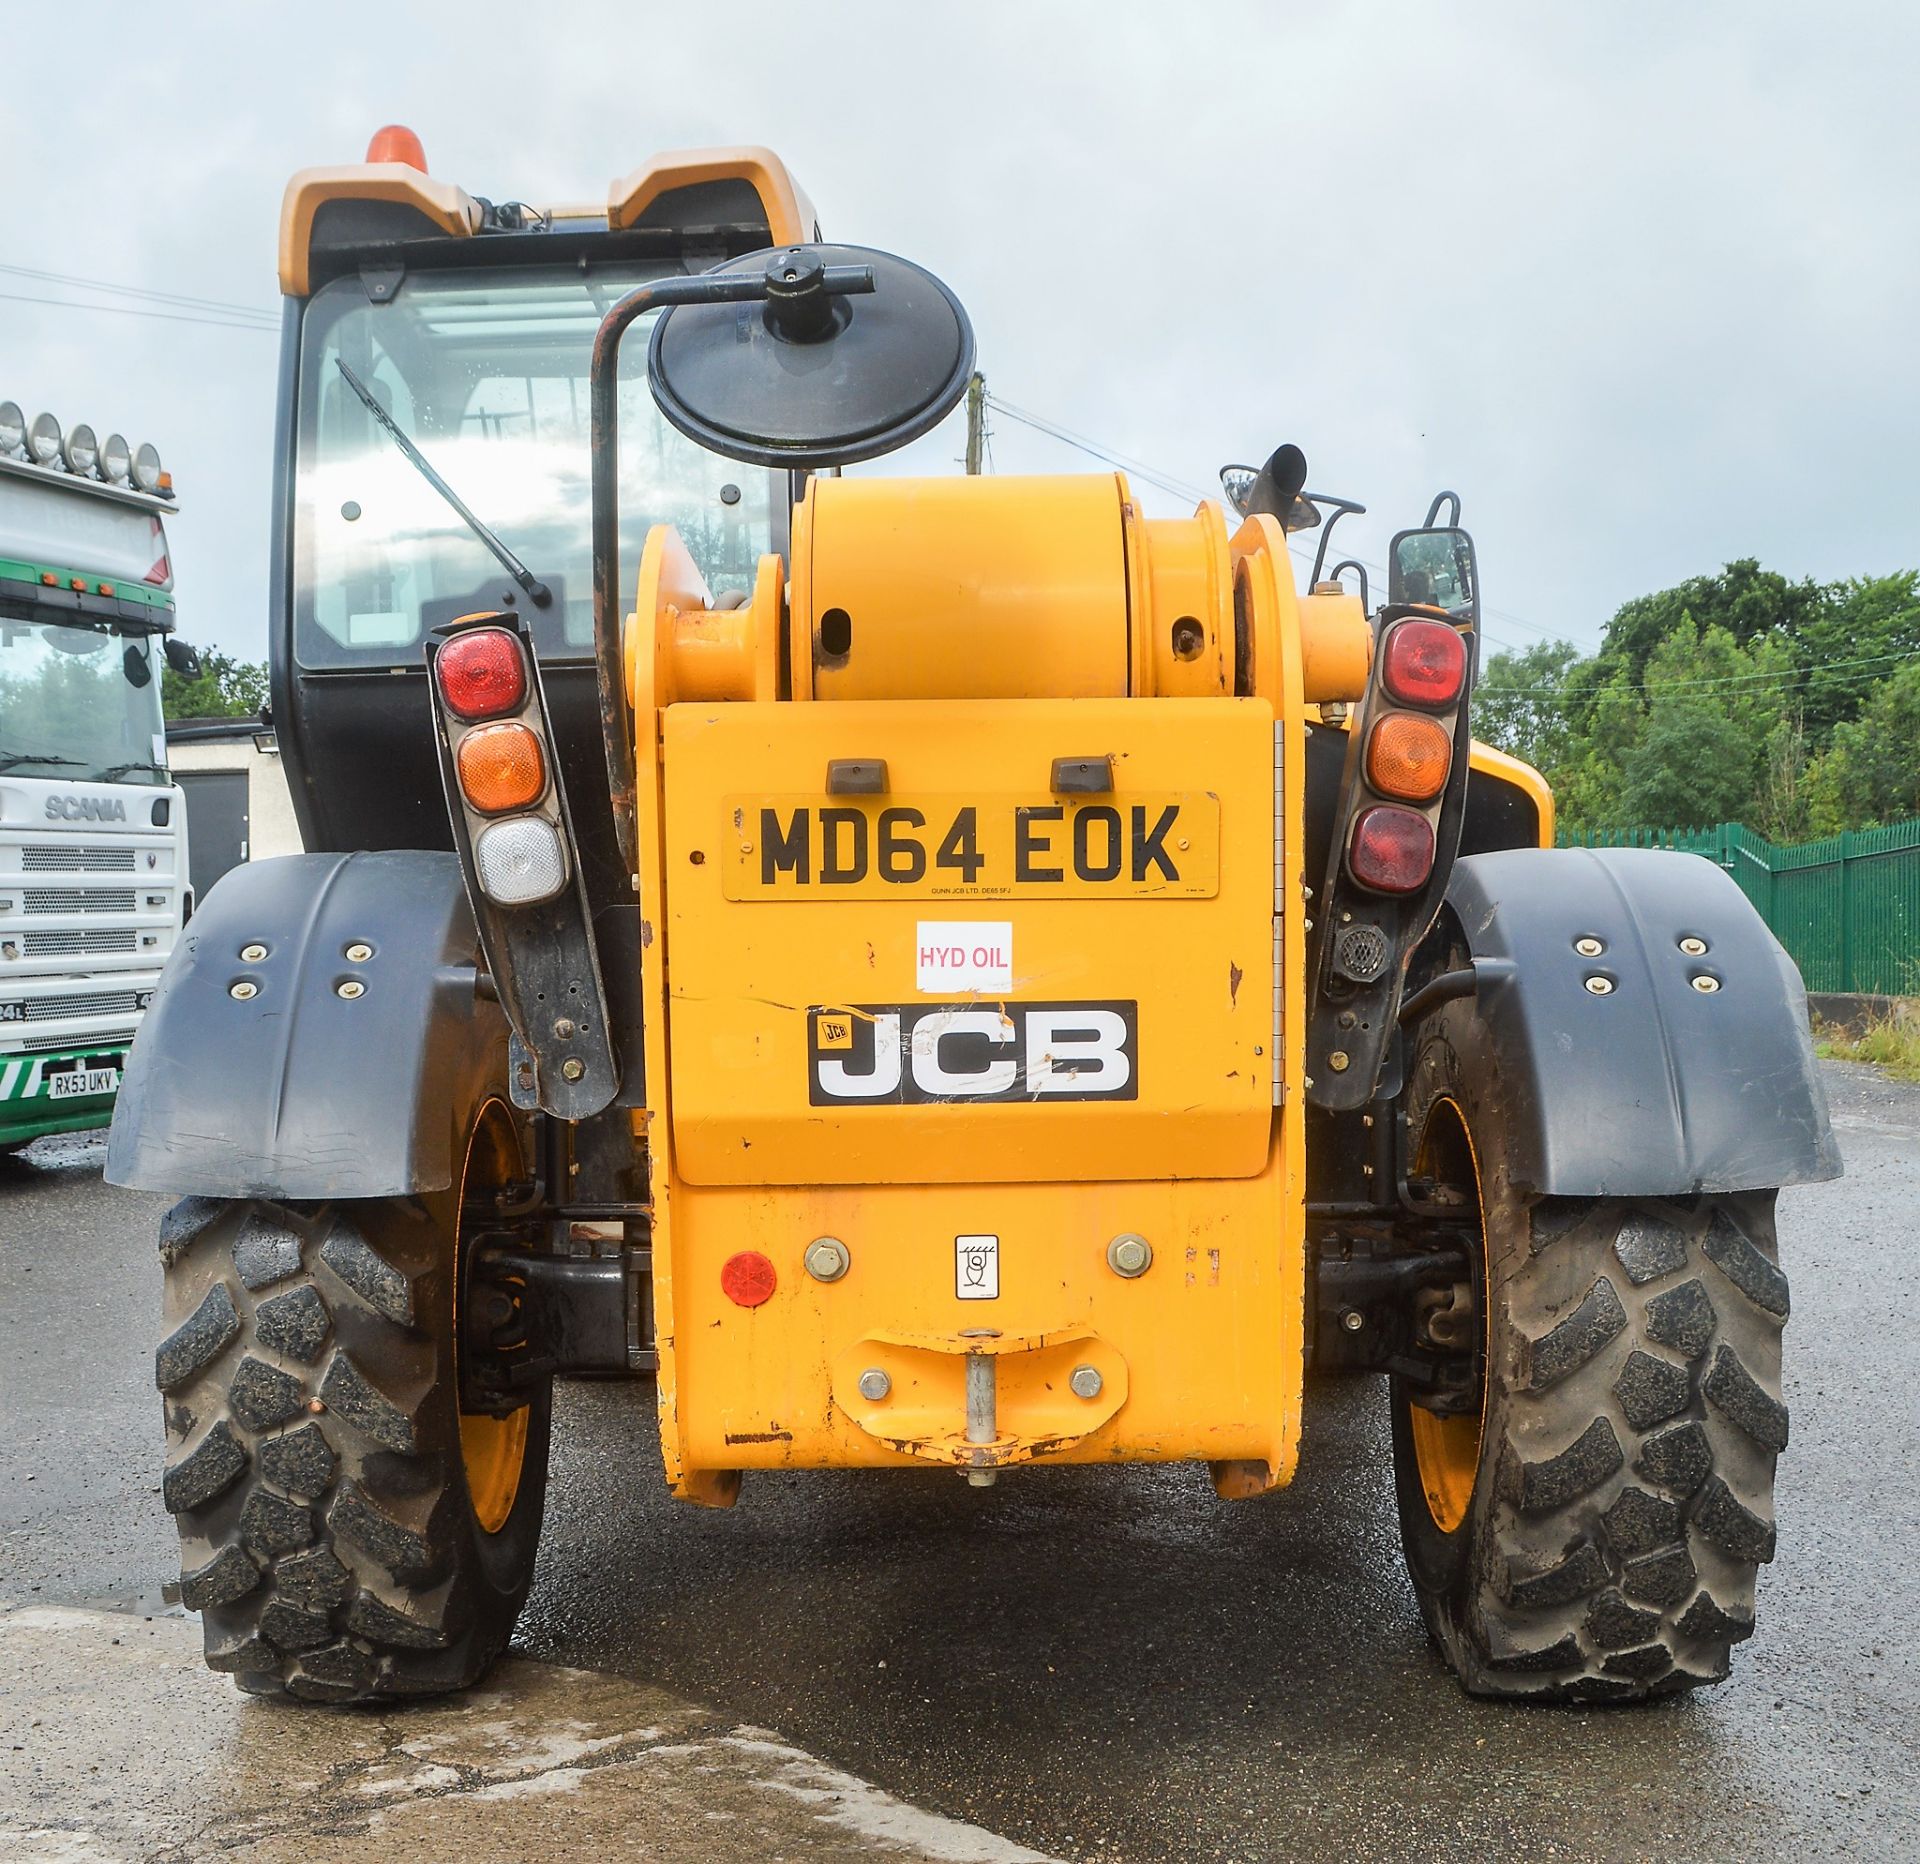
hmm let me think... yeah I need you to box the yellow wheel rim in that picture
[1409,1095,1487,1535]
[455,1103,530,1536]
[460,1407,529,1536]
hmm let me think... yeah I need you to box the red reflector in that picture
[1348,804,1435,894]
[437,627,528,721]
[720,1251,777,1308]
[1381,619,1466,708]
[366,124,428,171]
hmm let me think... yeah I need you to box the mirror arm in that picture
[588,263,875,880]
[1327,558,1371,611]
[1423,490,1462,528]
[1307,495,1367,587]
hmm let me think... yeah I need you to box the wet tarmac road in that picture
[3,1062,1916,1862]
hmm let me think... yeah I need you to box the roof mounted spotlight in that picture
[100,432,133,486]
[63,422,98,477]
[27,411,62,466]
[132,442,163,494]
[0,401,25,459]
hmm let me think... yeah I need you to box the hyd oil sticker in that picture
[808,1002,1137,1105]
[915,920,1012,992]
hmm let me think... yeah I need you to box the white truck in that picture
[0,400,193,1152]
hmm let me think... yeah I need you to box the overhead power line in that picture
[0,262,278,324]
[0,289,277,334]
[1489,644,1920,702]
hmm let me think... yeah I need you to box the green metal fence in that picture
[1556,818,1920,995]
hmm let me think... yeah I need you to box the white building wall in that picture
[166,737,304,861]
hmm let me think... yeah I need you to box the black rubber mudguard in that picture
[106,851,509,1200]
[1439,846,1841,1196]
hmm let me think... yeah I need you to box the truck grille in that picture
[23,990,142,1021]
[22,846,136,873]
[21,928,138,956]
[22,888,138,914]
[20,1028,133,1054]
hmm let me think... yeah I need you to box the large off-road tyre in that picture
[1391,995,1790,1701]
[154,1102,550,1702]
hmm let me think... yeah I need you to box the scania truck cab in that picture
[0,401,192,1151]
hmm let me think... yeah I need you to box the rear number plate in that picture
[46,1061,121,1099]
[725,795,1218,899]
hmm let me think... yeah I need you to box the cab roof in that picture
[278,144,818,297]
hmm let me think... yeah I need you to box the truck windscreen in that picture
[293,264,778,669]
[0,619,167,784]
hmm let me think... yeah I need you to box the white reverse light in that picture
[474,815,568,905]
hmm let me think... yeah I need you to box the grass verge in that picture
[1814,1012,1920,1082]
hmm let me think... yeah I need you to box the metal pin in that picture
[1690,974,1721,993]
[1679,936,1708,956]
[336,979,365,1000]
[229,980,258,1000]
[1585,975,1614,995]
[344,942,374,963]
[963,1334,998,1487]
[239,942,267,963]
[1574,935,1604,957]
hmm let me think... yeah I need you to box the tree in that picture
[1803,661,1920,833]
[1473,641,1583,774]
[163,649,268,721]
[1598,559,1825,684]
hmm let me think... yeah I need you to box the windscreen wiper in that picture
[99,760,169,780]
[335,361,552,609]
[0,751,86,772]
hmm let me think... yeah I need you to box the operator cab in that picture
[271,133,812,897]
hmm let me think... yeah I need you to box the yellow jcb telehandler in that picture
[111,133,1837,1705]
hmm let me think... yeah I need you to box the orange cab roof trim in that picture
[606,145,816,245]
[279,165,483,297]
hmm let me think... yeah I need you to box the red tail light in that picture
[1348,804,1435,894]
[1381,619,1466,708]
[437,627,528,721]
[366,124,428,171]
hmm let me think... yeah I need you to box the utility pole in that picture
[964,371,986,475]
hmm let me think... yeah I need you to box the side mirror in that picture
[1388,525,1477,623]
[1219,445,1322,532]
[163,637,202,680]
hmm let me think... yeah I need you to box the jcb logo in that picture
[808,1002,1138,1106]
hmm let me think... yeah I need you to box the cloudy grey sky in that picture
[6,1,1916,663]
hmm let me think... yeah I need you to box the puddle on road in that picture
[0,1604,1054,1863]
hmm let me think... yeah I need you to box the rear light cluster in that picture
[1346,616,1469,895]
[431,621,569,907]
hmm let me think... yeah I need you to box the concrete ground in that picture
[2,1063,1916,1862]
